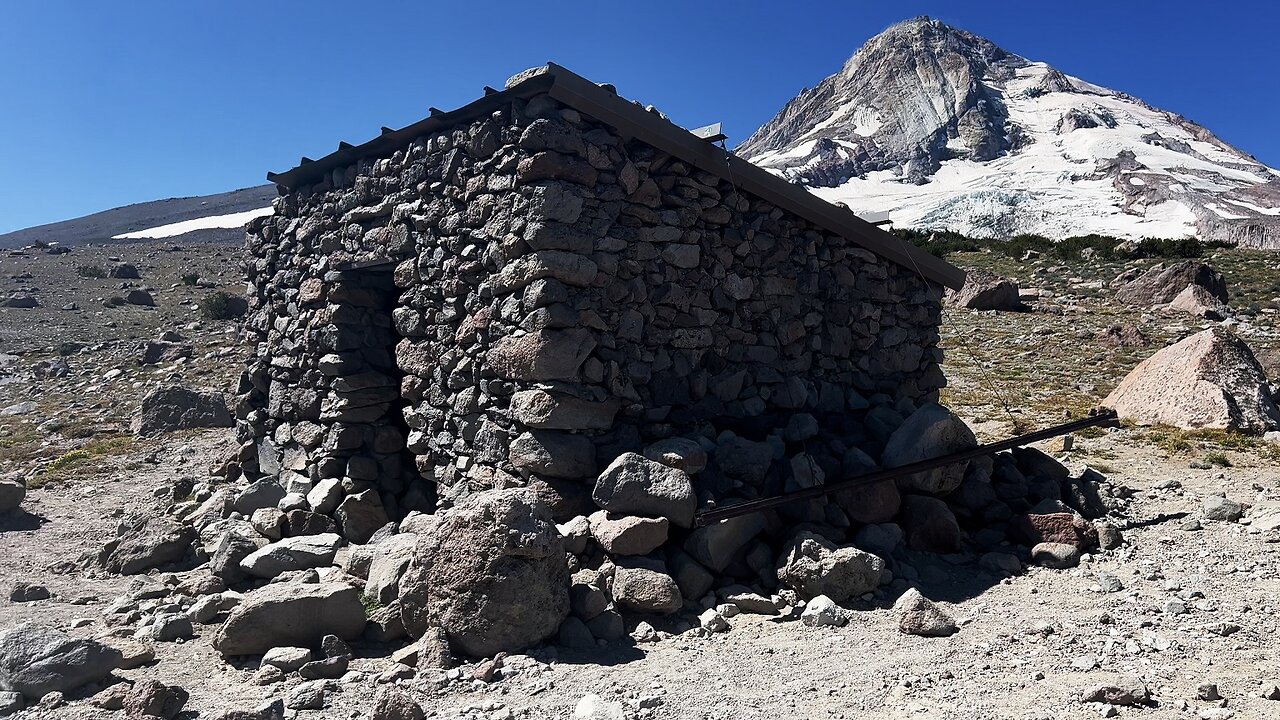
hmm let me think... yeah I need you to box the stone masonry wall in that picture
[236,87,946,535]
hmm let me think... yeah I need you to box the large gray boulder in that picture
[398,489,568,658]
[239,534,341,579]
[99,518,197,575]
[131,385,233,436]
[0,624,122,699]
[1114,261,1228,307]
[944,269,1023,311]
[881,403,978,495]
[211,583,366,657]
[1104,328,1280,434]
[775,531,885,602]
[592,453,696,528]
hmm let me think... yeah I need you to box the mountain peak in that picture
[738,19,1280,248]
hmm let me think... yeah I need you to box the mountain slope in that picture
[738,17,1280,248]
[0,185,276,249]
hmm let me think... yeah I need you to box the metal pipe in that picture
[693,409,1118,527]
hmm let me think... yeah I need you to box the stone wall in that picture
[236,87,946,529]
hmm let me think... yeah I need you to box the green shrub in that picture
[995,234,1055,259]
[199,291,247,321]
[1133,237,1204,259]
[181,272,200,286]
[1054,234,1121,261]
[77,264,107,279]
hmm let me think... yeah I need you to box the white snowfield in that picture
[113,206,274,240]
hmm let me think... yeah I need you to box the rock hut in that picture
[234,64,965,553]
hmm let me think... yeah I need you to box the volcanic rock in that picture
[1103,328,1280,433]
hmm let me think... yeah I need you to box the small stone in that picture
[1081,682,1150,706]
[261,646,311,673]
[800,595,850,627]
[1261,685,1280,700]
[1202,494,1245,522]
[1031,542,1081,569]
[574,693,626,720]
[893,588,957,637]
[0,691,21,716]
[698,609,729,633]
[1095,572,1124,593]
[1198,683,1221,701]
[299,656,349,680]
[285,680,327,710]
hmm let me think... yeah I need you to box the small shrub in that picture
[1204,452,1232,467]
[181,272,200,286]
[199,291,247,321]
[77,264,107,279]
[29,436,134,489]
[996,233,1055,260]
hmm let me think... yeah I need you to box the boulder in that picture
[900,495,961,553]
[211,582,366,657]
[587,511,668,555]
[834,446,899,524]
[233,479,286,516]
[398,489,568,657]
[1103,328,1280,434]
[372,687,424,720]
[1114,261,1228,306]
[0,624,122,699]
[261,647,311,673]
[776,531,885,602]
[1011,513,1099,550]
[99,518,197,575]
[642,438,708,474]
[239,534,342,579]
[944,269,1024,311]
[683,511,765,572]
[0,481,24,514]
[139,341,193,366]
[334,489,390,544]
[882,403,978,495]
[893,588,957,637]
[611,562,682,614]
[800,595,850,627]
[1030,542,1081,568]
[592,453,696,527]
[210,530,260,584]
[1167,284,1227,319]
[109,262,141,279]
[125,289,155,306]
[123,680,187,720]
[131,385,233,436]
[509,430,597,479]
[365,533,418,606]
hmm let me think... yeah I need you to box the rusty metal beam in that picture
[693,409,1119,527]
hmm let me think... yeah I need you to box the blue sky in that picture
[1,0,1277,234]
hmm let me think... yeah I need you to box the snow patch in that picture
[114,207,274,240]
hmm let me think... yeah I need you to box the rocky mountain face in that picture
[738,17,1280,248]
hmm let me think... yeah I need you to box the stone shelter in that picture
[233,63,966,542]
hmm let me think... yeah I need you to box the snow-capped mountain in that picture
[738,17,1280,248]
